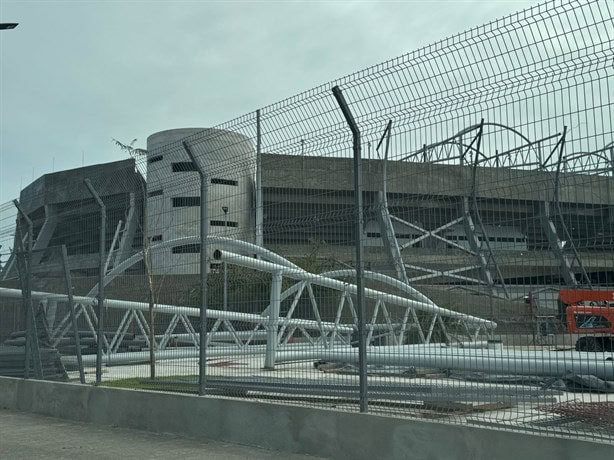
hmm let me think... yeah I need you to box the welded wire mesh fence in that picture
[0,0,613,443]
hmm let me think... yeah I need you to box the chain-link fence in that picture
[1,0,613,443]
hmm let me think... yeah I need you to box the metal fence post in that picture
[183,141,209,396]
[332,85,368,412]
[60,244,85,384]
[223,206,229,311]
[12,199,43,380]
[255,109,263,248]
[84,179,106,385]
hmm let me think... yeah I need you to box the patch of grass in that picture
[103,375,198,394]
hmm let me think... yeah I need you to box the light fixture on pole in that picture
[0,23,19,30]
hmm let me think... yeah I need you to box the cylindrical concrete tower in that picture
[146,128,255,274]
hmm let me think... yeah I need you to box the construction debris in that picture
[538,401,614,432]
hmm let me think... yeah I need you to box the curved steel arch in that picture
[400,121,537,164]
[565,151,611,163]
[320,269,436,306]
[270,265,492,348]
[562,141,614,174]
[86,236,300,298]
[456,121,533,146]
[44,238,495,362]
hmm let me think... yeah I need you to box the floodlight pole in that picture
[183,141,209,396]
[332,85,368,413]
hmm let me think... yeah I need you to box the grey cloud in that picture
[0,0,536,202]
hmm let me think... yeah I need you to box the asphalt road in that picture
[0,409,326,459]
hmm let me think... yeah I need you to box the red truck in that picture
[559,289,614,352]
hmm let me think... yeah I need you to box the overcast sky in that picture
[0,0,537,202]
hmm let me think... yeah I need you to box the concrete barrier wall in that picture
[0,376,610,460]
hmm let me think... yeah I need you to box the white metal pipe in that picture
[88,235,301,298]
[214,250,496,329]
[61,343,346,367]
[62,347,251,366]
[274,347,614,380]
[160,331,269,342]
[62,341,494,368]
[321,269,437,307]
[64,342,492,368]
[0,286,355,333]
[265,271,283,369]
[276,345,614,361]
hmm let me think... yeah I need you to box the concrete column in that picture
[462,197,495,293]
[45,299,58,334]
[30,205,58,266]
[375,191,408,283]
[113,193,137,268]
[538,201,577,285]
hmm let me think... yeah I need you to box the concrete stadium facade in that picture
[145,128,255,274]
[1,159,144,280]
[261,154,614,286]
[2,127,613,286]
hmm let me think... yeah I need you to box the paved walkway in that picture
[0,409,326,459]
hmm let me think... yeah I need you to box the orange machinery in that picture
[559,289,614,352]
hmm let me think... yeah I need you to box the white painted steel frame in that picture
[0,237,496,367]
